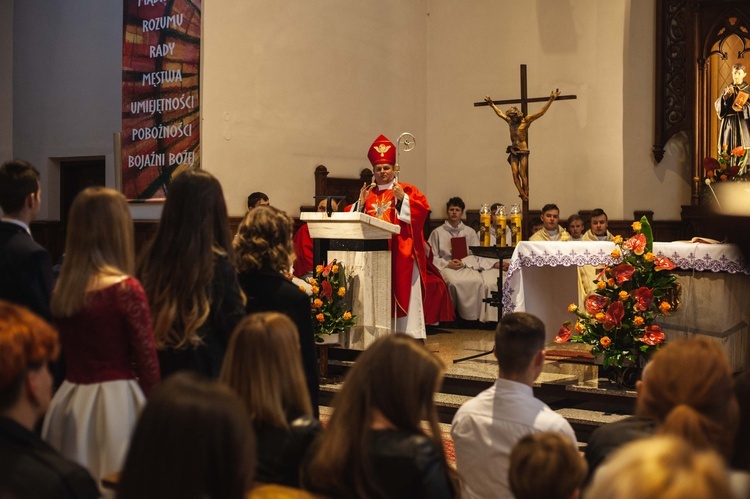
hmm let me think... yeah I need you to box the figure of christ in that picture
[484,89,560,201]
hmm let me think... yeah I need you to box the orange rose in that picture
[309,278,317,286]
[600,336,612,348]
[613,235,623,245]
[611,249,621,259]
[299,285,307,293]
[338,287,346,297]
[343,311,352,320]
[619,290,629,301]
[632,221,642,231]
[595,312,606,322]
[633,316,644,326]
[607,278,615,287]
[720,174,728,181]
[316,313,325,322]
[315,265,324,274]
[731,145,745,156]
[574,321,584,333]
[644,252,655,262]
[311,286,320,295]
[659,301,672,315]
[313,298,323,308]
[567,303,578,312]
[332,264,340,273]
[597,281,607,291]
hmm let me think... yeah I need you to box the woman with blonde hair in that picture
[585,435,734,499]
[303,334,455,499]
[43,186,160,487]
[221,312,321,487]
[138,169,244,379]
[234,205,318,413]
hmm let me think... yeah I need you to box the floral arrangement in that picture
[555,217,678,369]
[305,259,356,343]
[704,145,748,183]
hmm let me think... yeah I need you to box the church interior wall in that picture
[7,0,690,223]
[0,0,13,164]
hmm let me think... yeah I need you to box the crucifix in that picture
[475,64,576,235]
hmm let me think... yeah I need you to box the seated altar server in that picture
[428,197,497,322]
[582,208,614,241]
[529,203,570,241]
[346,134,431,339]
[566,213,585,241]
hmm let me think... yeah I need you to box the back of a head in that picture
[0,301,58,411]
[305,334,445,496]
[248,191,269,209]
[494,312,546,376]
[585,435,733,499]
[52,187,135,318]
[0,159,39,215]
[234,205,294,273]
[637,337,738,457]
[510,432,586,499]
[117,372,255,499]
[220,312,312,428]
[154,169,232,258]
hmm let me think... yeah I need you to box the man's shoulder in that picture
[529,229,546,241]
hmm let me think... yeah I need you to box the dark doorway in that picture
[60,159,106,225]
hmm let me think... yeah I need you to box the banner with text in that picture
[122,0,201,201]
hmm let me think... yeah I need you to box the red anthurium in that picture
[622,233,646,255]
[632,286,653,312]
[653,255,676,271]
[640,324,665,346]
[731,146,746,157]
[585,294,609,315]
[727,164,741,178]
[321,280,333,301]
[601,301,625,331]
[611,264,636,285]
[322,260,336,277]
[595,267,608,281]
[555,322,572,343]
[703,157,720,172]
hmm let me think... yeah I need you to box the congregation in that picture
[2,149,749,499]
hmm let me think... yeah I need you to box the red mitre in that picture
[367,134,396,167]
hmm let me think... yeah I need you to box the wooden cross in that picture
[475,64,576,236]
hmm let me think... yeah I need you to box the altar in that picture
[502,241,750,371]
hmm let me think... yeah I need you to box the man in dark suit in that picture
[0,160,54,321]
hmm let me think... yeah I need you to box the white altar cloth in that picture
[503,242,750,370]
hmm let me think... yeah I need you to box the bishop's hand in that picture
[359,182,375,206]
[392,181,405,201]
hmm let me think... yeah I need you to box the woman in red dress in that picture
[42,187,160,488]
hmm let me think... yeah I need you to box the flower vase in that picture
[317,332,340,345]
[594,353,643,390]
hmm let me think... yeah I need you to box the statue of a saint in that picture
[484,89,560,201]
[715,63,750,171]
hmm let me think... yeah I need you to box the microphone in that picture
[705,178,722,209]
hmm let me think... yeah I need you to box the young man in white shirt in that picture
[451,312,578,499]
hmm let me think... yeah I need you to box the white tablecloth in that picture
[502,242,750,370]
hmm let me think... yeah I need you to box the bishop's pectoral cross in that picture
[475,64,576,231]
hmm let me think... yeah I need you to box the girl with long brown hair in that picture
[138,169,245,379]
[43,186,160,488]
[221,312,321,487]
[304,334,455,499]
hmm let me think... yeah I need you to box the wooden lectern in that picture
[301,212,400,350]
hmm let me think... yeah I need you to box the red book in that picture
[451,236,468,260]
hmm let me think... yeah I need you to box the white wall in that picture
[9,0,690,222]
[0,0,12,162]
[202,0,429,216]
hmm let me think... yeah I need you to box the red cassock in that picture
[424,242,456,324]
[292,223,313,278]
[348,182,430,318]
